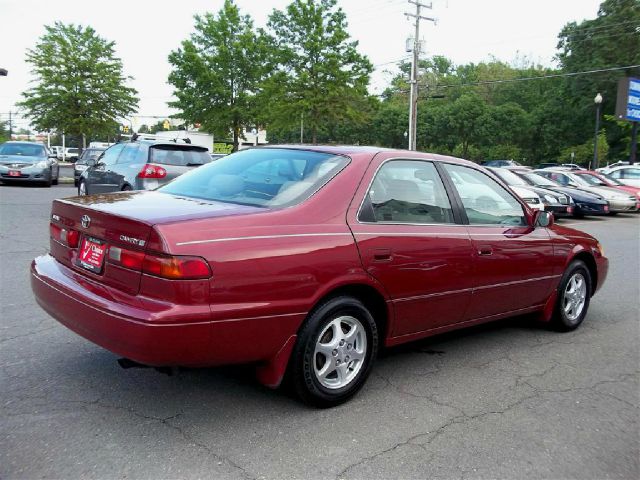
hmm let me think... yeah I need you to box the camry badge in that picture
[80,215,91,229]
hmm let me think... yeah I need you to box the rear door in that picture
[347,157,475,337]
[441,163,556,320]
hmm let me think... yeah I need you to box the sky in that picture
[0,0,603,130]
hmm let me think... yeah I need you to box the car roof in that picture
[2,141,45,145]
[261,144,477,168]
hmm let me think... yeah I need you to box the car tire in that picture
[78,179,87,196]
[551,260,592,332]
[122,184,132,191]
[52,170,59,185]
[290,296,378,407]
[44,170,52,188]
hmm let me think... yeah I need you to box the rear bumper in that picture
[31,254,304,367]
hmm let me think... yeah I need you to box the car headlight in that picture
[35,161,48,168]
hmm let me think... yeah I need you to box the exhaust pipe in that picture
[117,358,179,376]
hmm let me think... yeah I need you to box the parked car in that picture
[488,167,570,216]
[480,159,523,167]
[77,139,211,195]
[0,141,60,187]
[74,147,106,186]
[534,168,637,213]
[597,165,640,187]
[31,146,608,406]
[559,163,582,170]
[49,146,63,159]
[65,147,79,162]
[572,170,640,210]
[536,162,559,169]
[210,153,227,161]
[513,170,608,218]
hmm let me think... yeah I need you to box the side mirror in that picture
[534,210,554,228]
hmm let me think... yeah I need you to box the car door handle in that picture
[477,245,493,256]
[372,248,392,261]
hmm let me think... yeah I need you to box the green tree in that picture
[0,120,8,143]
[264,0,373,143]
[168,0,268,151]
[561,131,610,167]
[18,22,138,147]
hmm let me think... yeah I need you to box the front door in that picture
[441,163,556,320]
[86,143,125,194]
[348,157,475,338]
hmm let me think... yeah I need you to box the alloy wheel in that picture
[563,272,587,323]
[313,315,367,389]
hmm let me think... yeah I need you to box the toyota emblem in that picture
[80,215,91,229]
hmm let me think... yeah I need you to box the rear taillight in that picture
[108,245,211,280]
[50,223,80,248]
[108,246,145,270]
[143,255,211,280]
[138,164,167,179]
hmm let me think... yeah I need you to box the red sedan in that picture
[31,146,608,406]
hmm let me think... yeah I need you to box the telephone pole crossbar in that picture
[405,1,435,151]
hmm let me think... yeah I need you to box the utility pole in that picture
[405,1,435,151]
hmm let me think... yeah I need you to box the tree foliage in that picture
[262,0,373,143]
[18,22,138,143]
[168,0,268,151]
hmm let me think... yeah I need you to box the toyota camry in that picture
[31,146,608,407]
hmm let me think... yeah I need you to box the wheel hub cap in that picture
[313,315,367,390]
[563,272,587,322]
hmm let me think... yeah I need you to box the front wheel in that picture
[551,260,592,331]
[290,296,378,407]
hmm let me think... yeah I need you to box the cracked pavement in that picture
[1,183,638,479]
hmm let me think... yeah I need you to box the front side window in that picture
[444,164,526,226]
[158,148,349,208]
[360,160,454,224]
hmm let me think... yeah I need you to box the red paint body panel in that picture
[31,146,609,387]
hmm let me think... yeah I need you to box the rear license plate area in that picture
[76,236,106,274]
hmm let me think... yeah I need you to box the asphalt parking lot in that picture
[1,183,638,480]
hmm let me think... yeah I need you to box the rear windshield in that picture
[158,148,350,208]
[150,145,211,166]
[0,143,45,158]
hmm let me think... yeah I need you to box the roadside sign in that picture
[615,77,640,122]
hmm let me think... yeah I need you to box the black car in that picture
[514,170,609,217]
[73,148,106,186]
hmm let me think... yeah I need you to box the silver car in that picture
[78,139,211,195]
[0,141,60,187]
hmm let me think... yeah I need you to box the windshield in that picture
[0,143,46,158]
[599,172,625,186]
[491,168,528,185]
[522,172,558,187]
[575,173,607,186]
[150,145,211,166]
[158,148,349,208]
[568,173,590,186]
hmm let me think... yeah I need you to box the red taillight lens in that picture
[50,223,79,248]
[107,246,211,280]
[108,246,145,270]
[138,164,167,179]
[143,255,211,280]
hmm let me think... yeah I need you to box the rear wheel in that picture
[122,184,132,191]
[551,260,592,331]
[290,296,378,407]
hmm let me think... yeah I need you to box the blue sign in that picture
[627,77,640,122]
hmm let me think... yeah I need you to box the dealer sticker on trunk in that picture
[76,236,106,274]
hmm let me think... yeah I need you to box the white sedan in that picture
[598,165,640,187]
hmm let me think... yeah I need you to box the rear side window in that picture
[444,164,526,226]
[100,144,125,166]
[361,160,454,224]
[621,168,640,179]
[150,146,210,166]
[117,144,140,164]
